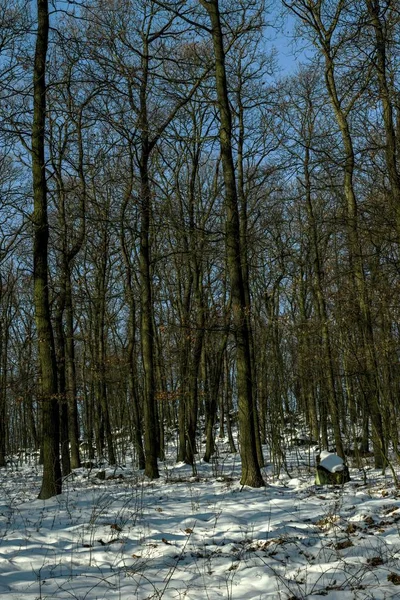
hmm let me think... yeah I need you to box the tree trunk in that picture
[303,136,344,458]
[204,332,228,463]
[95,248,115,466]
[236,84,264,468]
[139,97,159,478]
[120,177,145,470]
[127,301,145,469]
[324,55,385,468]
[64,270,81,469]
[365,0,400,236]
[33,0,61,499]
[54,296,71,476]
[0,282,8,467]
[200,0,263,487]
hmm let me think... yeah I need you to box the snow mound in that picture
[319,452,344,473]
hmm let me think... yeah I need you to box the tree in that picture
[284,67,345,457]
[33,0,61,499]
[283,0,387,469]
[46,37,98,471]
[364,0,400,238]
[199,0,264,487]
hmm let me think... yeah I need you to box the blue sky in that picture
[268,10,315,75]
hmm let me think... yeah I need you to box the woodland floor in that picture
[0,438,400,599]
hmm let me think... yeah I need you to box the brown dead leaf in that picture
[388,572,400,585]
[334,540,353,550]
[346,523,359,534]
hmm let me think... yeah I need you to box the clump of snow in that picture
[319,451,345,472]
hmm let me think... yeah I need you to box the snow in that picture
[319,452,345,473]
[1,446,400,600]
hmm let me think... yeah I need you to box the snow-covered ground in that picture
[1,443,400,599]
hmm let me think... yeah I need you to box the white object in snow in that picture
[319,452,344,473]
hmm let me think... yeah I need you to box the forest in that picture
[0,0,399,499]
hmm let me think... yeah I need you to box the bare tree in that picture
[33,0,61,499]
[199,0,264,487]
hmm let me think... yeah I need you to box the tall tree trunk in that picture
[33,0,61,499]
[303,135,344,458]
[63,109,87,471]
[204,332,228,463]
[366,0,400,236]
[54,296,71,476]
[236,84,264,467]
[177,276,192,463]
[120,171,145,469]
[64,268,81,469]
[0,277,8,467]
[95,248,115,466]
[297,269,319,442]
[200,0,264,487]
[127,293,145,469]
[139,147,159,479]
[139,41,159,476]
[324,54,385,468]
[185,279,205,467]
